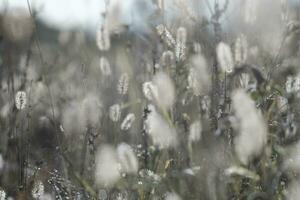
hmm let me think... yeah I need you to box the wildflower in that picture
[161,50,175,67]
[121,113,136,130]
[117,73,129,95]
[152,72,175,109]
[62,101,86,136]
[142,81,158,101]
[189,120,202,143]
[81,94,102,126]
[96,22,110,51]
[234,34,248,65]
[193,42,202,54]
[15,91,27,110]
[117,143,139,174]
[99,57,112,76]
[188,55,210,96]
[217,42,234,73]
[232,89,267,165]
[156,24,176,47]
[0,190,6,200]
[95,145,120,187]
[98,189,108,200]
[109,104,121,122]
[145,105,177,148]
[165,192,182,200]
[286,75,300,93]
[32,180,45,199]
[175,27,187,61]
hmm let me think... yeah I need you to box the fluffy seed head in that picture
[109,104,121,122]
[235,34,248,65]
[117,143,139,174]
[217,42,234,73]
[189,120,202,143]
[152,72,175,109]
[99,56,112,76]
[175,27,187,61]
[232,89,267,165]
[32,180,44,199]
[188,55,210,96]
[96,22,110,51]
[145,105,177,148]
[15,91,27,110]
[121,113,136,130]
[117,73,129,95]
[95,145,120,187]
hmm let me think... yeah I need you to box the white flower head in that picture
[165,192,181,200]
[96,22,110,51]
[117,73,129,95]
[217,42,234,73]
[109,104,121,122]
[95,145,120,187]
[121,113,136,130]
[189,120,202,143]
[0,189,6,200]
[161,51,175,67]
[235,34,248,65]
[152,72,175,109]
[117,143,139,174]
[99,56,111,76]
[142,81,158,101]
[15,91,27,110]
[32,180,45,199]
[232,89,267,165]
[188,55,210,96]
[175,27,187,61]
[145,105,177,148]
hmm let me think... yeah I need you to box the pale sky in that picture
[1,0,299,33]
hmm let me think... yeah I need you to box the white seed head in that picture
[286,75,300,93]
[156,24,176,47]
[99,56,112,76]
[161,51,175,67]
[32,180,45,199]
[142,81,158,101]
[15,91,27,110]
[188,55,210,96]
[81,94,102,126]
[117,73,129,95]
[234,34,248,65]
[217,42,234,73]
[232,89,267,165]
[152,72,175,109]
[117,143,139,174]
[145,105,177,148]
[121,113,136,130]
[109,104,121,122]
[193,42,202,54]
[96,22,110,51]
[95,145,120,187]
[0,189,6,200]
[175,27,187,61]
[189,120,202,143]
[165,192,181,200]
